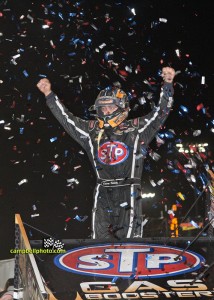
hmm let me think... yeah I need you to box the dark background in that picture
[0,0,214,259]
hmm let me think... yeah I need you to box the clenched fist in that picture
[37,78,52,96]
[161,67,175,83]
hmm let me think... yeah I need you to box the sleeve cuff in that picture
[45,91,55,101]
[163,82,174,96]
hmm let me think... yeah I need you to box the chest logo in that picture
[97,141,129,165]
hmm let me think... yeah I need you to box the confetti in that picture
[31,213,40,218]
[177,192,185,201]
[67,178,79,185]
[74,215,88,222]
[201,76,205,85]
[18,179,28,186]
[50,137,57,143]
[193,130,201,137]
[0,0,212,244]
[149,180,156,187]
[120,202,128,207]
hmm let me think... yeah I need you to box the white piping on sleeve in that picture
[127,185,135,238]
[92,184,100,239]
[131,134,139,178]
[138,90,163,134]
[55,99,100,178]
[127,134,139,238]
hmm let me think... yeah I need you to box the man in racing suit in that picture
[37,67,175,239]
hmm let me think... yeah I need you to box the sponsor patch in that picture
[97,141,129,165]
[54,243,205,278]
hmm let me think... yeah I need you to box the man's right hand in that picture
[37,78,52,96]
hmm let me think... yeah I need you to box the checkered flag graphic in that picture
[43,237,54,248]
[53,239,64,250]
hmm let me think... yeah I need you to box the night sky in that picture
[0,0,214,259]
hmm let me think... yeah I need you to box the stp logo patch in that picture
[97,141,129,165]
[54,243,205,278]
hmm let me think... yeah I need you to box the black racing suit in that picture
[46,82,174,239]
[206,178,214,236]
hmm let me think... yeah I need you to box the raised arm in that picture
[37,78,90,148]
[138,67,175,145]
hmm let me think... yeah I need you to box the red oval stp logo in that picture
[54,243,205,278]
[97,141,129,165]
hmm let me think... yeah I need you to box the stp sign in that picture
[97,141,129,165]
[54,243,205,278]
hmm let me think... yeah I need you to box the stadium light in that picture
[176,143,208,154]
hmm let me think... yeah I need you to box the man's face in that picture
[100,105,118,116]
